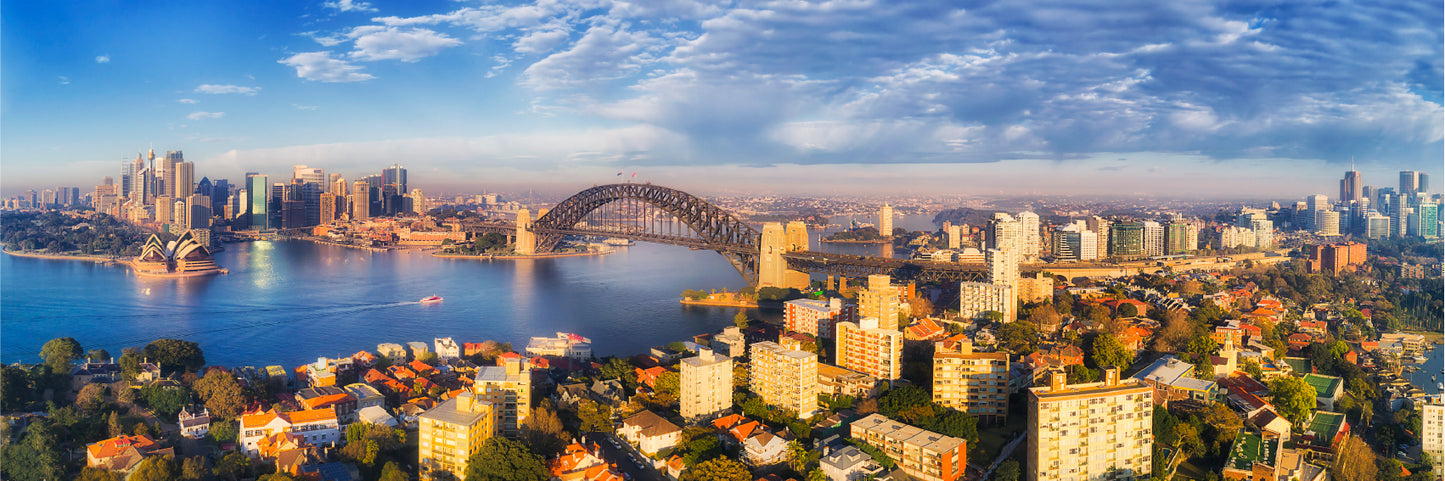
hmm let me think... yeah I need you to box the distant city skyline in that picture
[2,0,1440,198]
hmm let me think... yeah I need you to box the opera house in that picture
[131,231,224,277]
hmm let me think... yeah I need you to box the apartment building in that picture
[858,274,902,324]
[749,341,818,418]
[474,355,531,436]
[680,348,733,421]
[1424,398,1443,475]
[1027,368,1153,481]
[932,338,1009,423]
[785,298,856,338]
[850,414,967,481]
[835,316,903,382]
[418,392,495,481]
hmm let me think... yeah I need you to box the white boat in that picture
[420,295,443,303]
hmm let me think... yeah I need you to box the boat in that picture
[420,295,443,303]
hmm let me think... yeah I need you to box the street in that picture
[583,432,668,481]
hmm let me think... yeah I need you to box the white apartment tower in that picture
[1141,221,1164,257]
[1017,210,1041,260]
[1027,369,1153,481]
[879,204,894,237]
[680,348,733,421]
[749,342,818,418]
[1423,399,1443,473]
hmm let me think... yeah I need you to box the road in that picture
[584,432,668,481]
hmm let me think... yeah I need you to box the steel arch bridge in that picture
[459,183,992,286]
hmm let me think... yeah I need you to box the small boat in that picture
[420,295,443,303]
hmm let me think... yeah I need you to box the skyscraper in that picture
[352,181,371,221]
[1028,369,1153,481]
[246,174,268,230]
[1340,170,1363,204]
[383,164,407,215]
[988,213,1021,253]
[1017,210,1040,260]
[835,316,904,382]
[172,162,194,199]
[878,203,893,237]
[1400,170,1421,194]
[1141,221,1164,257]
[1305,194,1329,230]
[679,348,732,421]
[1110,222,1143,258]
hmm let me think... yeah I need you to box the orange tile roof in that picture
[300,393,355,410]
[713,414,746,430]
[409,360,435,373]
[87,435,159,460]
[241,410,281,429]
[283,408,337,424]
[729,420,760,442]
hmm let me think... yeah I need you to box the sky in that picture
[2,0,1441,199]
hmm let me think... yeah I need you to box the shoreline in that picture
[289,236,393,253]
[433,250,612,260]
[2,248,122,263]
[680,298,759,308]
[819,238,890,244]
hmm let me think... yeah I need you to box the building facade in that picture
[933,339,1009,423]
[850,414,967,481]
[858,275,902,325]
[680,348,733,421]
[784,298,855,339]
[418,392,495,481]
[473,356,531,436]
[1027,369,1153,481]
[835,316,903,382]
[749,341,818,418]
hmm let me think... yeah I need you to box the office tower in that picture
[1141,221,1164,257]
[858,274,902,325]
[187,194,211,231]
[1366,213,1392,239]
[1085,216,1110,260]
[1420,173,1430,193]
[473,356,531,436]
[785,298,855,339]
[835,316,904,382]
[319,193,337,224]
[878,203,894,237]
[680,348,732,421]
[749,341,818,418]
[245,174,267,229]
[382,165,407,215]
[1401,171,1421,194]
[410,189,427,214]
[172,201,188,232]
[293,165,325,185]
[947,224,963,249]
[40,190,55,207]
[1165,222,1197,254]
[172,161,193,200]
[933,339,1009,423]
[120,155,136,200]
[1314,210,1340,236]
[960,282,1015,323]
[1109,222,1143,258]
[1341,170,1363,204]
[988,213,1021,253]
[1028,369,1153,481]
[850,414,967,481]
[1250,219,1274,248]
[1423,399,1443,474]
[384,164,407,196]
[1052,224,1096,261]
[1417,202,1439,239]
[418,391,495,481]
[210,179,229,215]
[154,196,173,224]
[1304,194,1328,230]
[233,189,249,223]
[195,177,212,208]
[1017,210,1040,260]
[351,182,370,220]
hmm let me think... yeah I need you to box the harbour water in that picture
[1406,343,1445,395]
[1,240,763,368]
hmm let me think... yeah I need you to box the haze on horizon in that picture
[2,0,1441,199]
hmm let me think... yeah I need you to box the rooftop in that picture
[1302,374,1342,397]
[418,394,492,426]
[1225,431,1278,471]
[1305,411,1346,440]
[1131,355,1192,385]
[850,413,965,453]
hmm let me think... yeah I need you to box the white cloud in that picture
[346,26,462,62]
[178,98,198,104]
[94,55,110,64]
[187,111,225,120]
[293,104,319,110]
[513,27,571,55]
[278,51,376,82]
[195,84,260,95]
[323,0,376,13]
[57,76,70,85]
[522,25,657,90]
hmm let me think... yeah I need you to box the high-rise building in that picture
[988,213,1021,253]
[418,391,495,481]
[850,414,967,481]
[985,248,1018,289]
[1314,210,1340,236]
[1085,216,1110,260]
[172,162,194,199]
[1051,224,1097,261]
[1250,219,1274,249]
[749,341,818,418]
[1366,212,1392,239]
[154,196,173,224]
[835,316,903,383]
[1141,221,1164,257]
[1422,399,1443,474]
[1400,170,1422,194]
[319,193,337,225]
[410,189,427,214]
[1341,170,1363,204]
[473,356,531,436]
[1109,222,1143,258]
[879,203,894,237]
[1165,222,1197,255]
[1017,211,1040,260]
[933,339,1009,423]
[679,348,732,421]
[1417,202,1440,239]
[293,165,325,185]
[947,224,964,249]
[1027,369,1153,481]
[247,174,268,230]
[187,194,211,231]
[858,275,902,325]
[352,181,371,221]
[960,282,1015,323]
[784,298,855,339]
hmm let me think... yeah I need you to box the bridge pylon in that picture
[515,209,536,255]
[758,222,811,289]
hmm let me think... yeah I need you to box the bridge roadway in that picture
[459,220,995,284]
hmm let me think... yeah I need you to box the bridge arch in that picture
[530,183,763,283]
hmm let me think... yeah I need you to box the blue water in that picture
[1407,343,1444,395]
[0,240,762,369]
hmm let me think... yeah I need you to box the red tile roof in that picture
[87,435,160,460]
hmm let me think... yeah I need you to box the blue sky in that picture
[2,0,1441,198]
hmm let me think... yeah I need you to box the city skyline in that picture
[3,0,1441,197]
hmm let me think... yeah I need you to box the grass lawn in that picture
[973,413,1027,461]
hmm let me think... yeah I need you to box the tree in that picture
[380,461,410,481]
[998,322,1039,354]
[142,385,192,420]
[1,420,65,481]
[193,369,247,419]
[416,351,439,365]
[599,358,633,381]
[86,348,112,362]
[576,399,613,433]
[1086,333,1134,370]
[1027,306,1061,330]
[40,337,82,373]
[1331,435,1378,481]
[654,371,681,398]
[733,311,750,329]
[211,419,238,442]
[878,386,932,417]
[1,365,34,412]
[1118,303,1139,318]
[144,339,206,375]
[464,438,548,481]
[130,455,181,481]
[992,459,1021,481]
[75,467,124,481]
[521,403,569,458]
[119,349,143,380]
[684,457,751,481]
[1268,377,1317,425]
[181,456,208,480]
[108,411,125,436]
[787,439,809,473]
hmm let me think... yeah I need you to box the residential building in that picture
[1018,210,1041,260]
[743,431,789,466]
[835,316,903,382]
[434,337,460,361]
[1110,222,1144,258]
[1027,368,1153,481]
[473,355,531,436]
[817,363,883,400]
[1296,411,1350,457]
[377,343,407,361]
[1423,399,1443,473]
[619,410,681,455]
[1302,374,1343,411]
[86,435,173,472]
[713,326,747,357]
[240,408,342,456]
[749,341,819,418]
[1221,431,1281,481]
[1314,210,1341,236]
[1166,222,1198,254]
[179,406,212,438]
[858,275,902,325]
[1130,355,1217,405]
[418,392,495,481]
[680,348,733,421]
[959,281,1015,323]
[879,204,893,237]
[820,445,886,481]
[785,298,856,339]
[525,332,593,360]
[1307,241,1367,274]
[850,414,967,481]
[343,383,385,410]
[932,339,1009,423]
[1142,221,1164,257]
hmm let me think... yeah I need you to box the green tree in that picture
[1086,333,1135,370]
[576,399,614,433]
[193,369,247,419]
[878,386,932,417]
[733,311,750,329]
[786,439,810,474]
[211,419,238,443]
[75,467,124,481]
[464,438,548,481]
[144,339,206,375]
[1331,435,1378,481]
[77,383,108,413]
[86,348,112,362]
[521,403,569,458]
[1118,303,1139,318]
[0,420,65,481]
[130,455,181,481]
[1,365,34,412]
[654,371,680,398]
[119,350,143,380]
[40,337,83,373]
[992,459,1021,481]
[684,457,751,481]
[997,322,1039,354]
[142,385,192,420]
[108,410,125,436]
[181,456,208,480]
[1268,377,1318,426]
[380,461,410,481]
